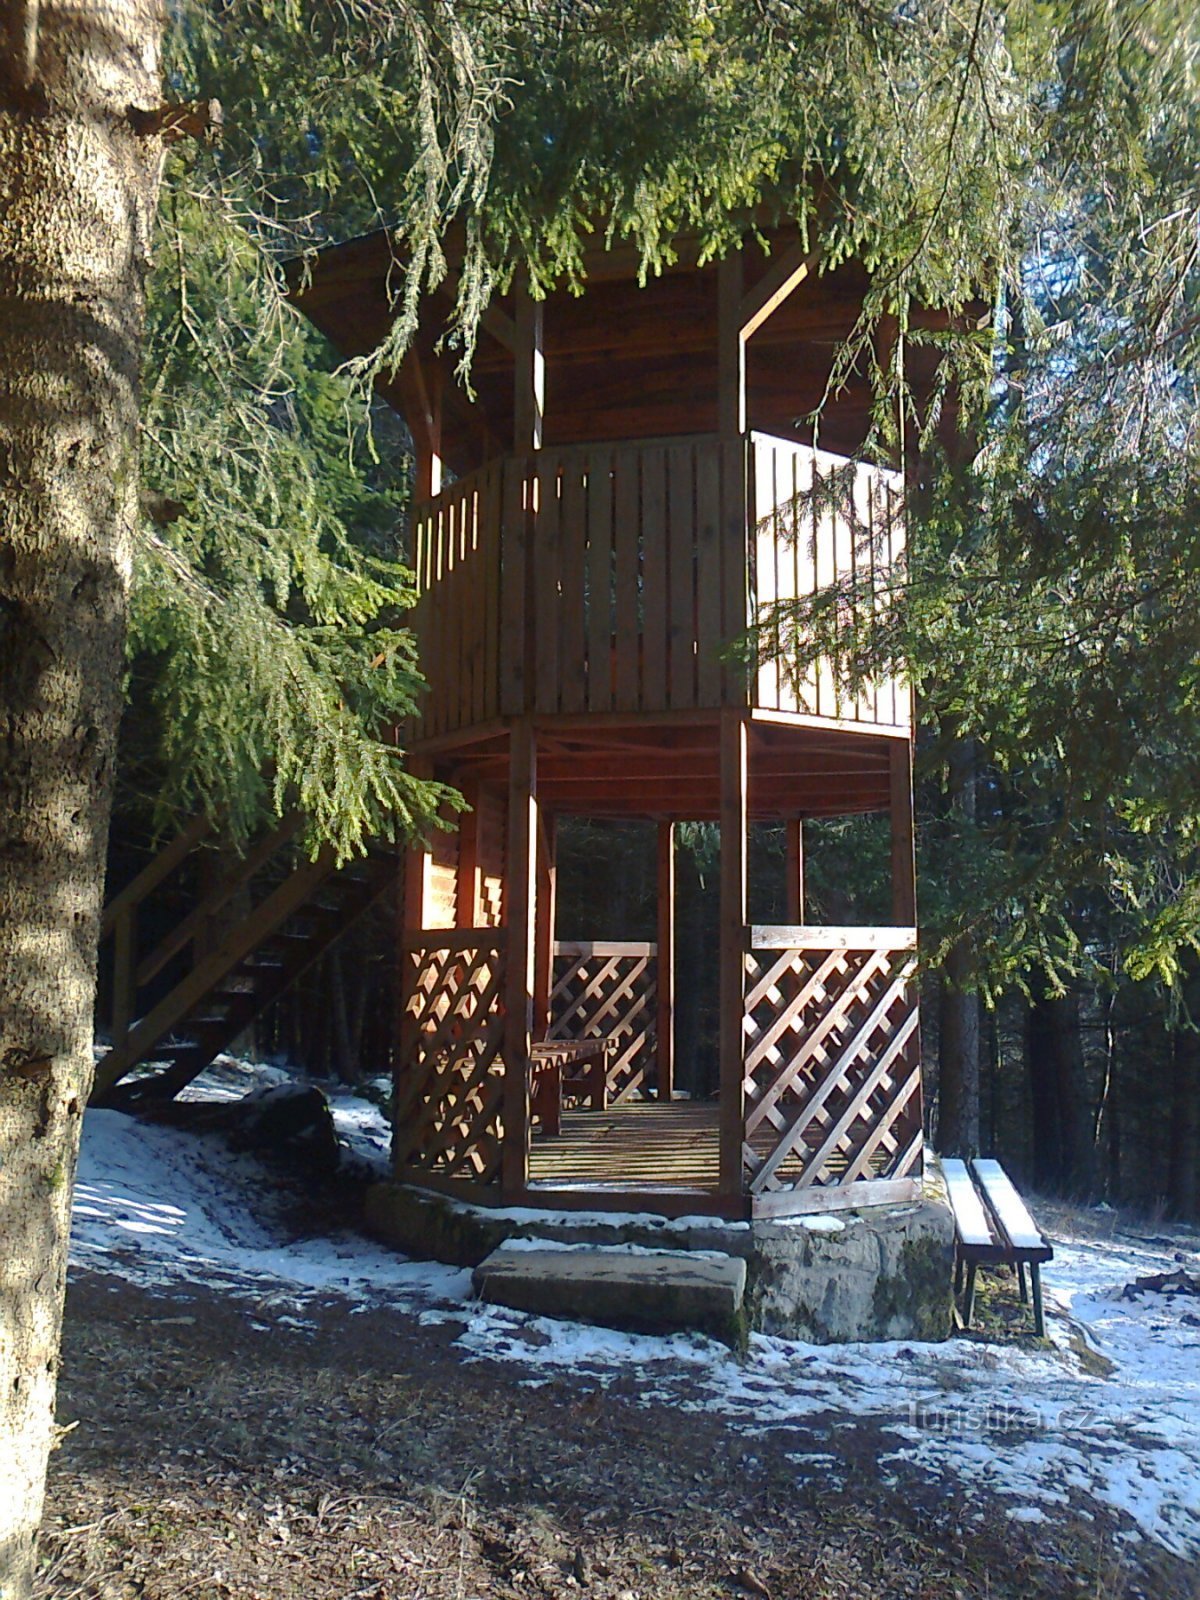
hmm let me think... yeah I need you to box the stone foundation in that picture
[364,1181,954,1344]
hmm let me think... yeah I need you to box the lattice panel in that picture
[741,941,922,1195]
[548,941,657,1101]
[393,934,507,1185]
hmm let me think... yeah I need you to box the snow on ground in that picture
[73,1057,1200,1562]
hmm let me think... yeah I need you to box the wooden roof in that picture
[290,225,969,474]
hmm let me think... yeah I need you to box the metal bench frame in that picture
[942,1157,1053,1337]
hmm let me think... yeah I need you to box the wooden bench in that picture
[528,1038,611,1136]
[942,1157,1053,1336]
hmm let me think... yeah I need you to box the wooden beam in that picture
[656,821,675,1102]
[785,818,805,924]
[533,810,557,1041]
[513,275,545,452]
[718,711,748,1195]
[502,721,537,1194]
[717,253,745,438]
[890,738,918,926]
[740,241,818,342]
[434,264,518,353]
[398,352,443,499]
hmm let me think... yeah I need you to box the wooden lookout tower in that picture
[295,225,926,1220]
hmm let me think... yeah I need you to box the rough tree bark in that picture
[0,6,164,1593]
[1026,974,1097,1197]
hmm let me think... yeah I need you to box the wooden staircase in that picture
[93,813,396,1107]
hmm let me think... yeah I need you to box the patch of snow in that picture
[485,1237,736,1261]
[71,1054,1200,1562]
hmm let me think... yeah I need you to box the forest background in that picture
[109,0,1200,1227]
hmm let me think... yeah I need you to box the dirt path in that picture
[38,1269,1192,1600]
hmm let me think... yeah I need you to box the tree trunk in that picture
[1168,973,1200,1219]
[0,9,163,1594]
[935,734,980,1155]
[938,957,980,1154]
[1026,975,1096,1197]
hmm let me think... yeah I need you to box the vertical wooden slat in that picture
[560,455,588,713]
[813,458,836,720]
[721,437,750,708]
[499,458,528,715]
[719,711,748,1195]
[754,439,780,711]
[502,721,537,1195]
[467,484,484,728]
[613,446,640,712]
[482,463,502,722]
[656,821,675,1101]
[534,457,561,712]
[667,443,696,708]
[427,504,440,734]
[889,480,905,728]
[585,447,614,712]
[695,442,723,705]
[774,446,799,715]
[447,493,463,732]
[890,739,917,926]
[641,445,668,711]
[850,462,869,724]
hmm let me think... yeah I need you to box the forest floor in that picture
[37,1060,1200,1600]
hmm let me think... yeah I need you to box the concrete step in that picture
[472,1244,747,1348]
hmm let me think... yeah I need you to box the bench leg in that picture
[591,1056,608,1112]
[1031,1263,1045,1338]
[962,1262,978,1329]
[533,1065,562,1137]
[1017,1260,1028,1304]
[953,1255,964,1297]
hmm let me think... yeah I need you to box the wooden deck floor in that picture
[525,1097,880,1193]
[528,1100,720,1191]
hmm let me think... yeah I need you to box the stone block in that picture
[472,1246,748,1348]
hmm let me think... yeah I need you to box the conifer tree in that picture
[4,2,1197,1590]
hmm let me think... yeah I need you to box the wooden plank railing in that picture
[548,939,659,1102]
[409,458,504,739]
[740,925,922,1204]
[748,434,907,728]
[410,433,907,741]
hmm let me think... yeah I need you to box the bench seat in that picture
[942,1157,1053,1336]
[528,1037,611,1136]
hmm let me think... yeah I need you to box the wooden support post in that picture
[656,820,675,1101]
[890,738,917,926]
[513,275,545,452]
[533,810,557,1041]
[785,817,805,925]
[502,721,537,1194]
[396,758,434,1168]
[717,252,746,438]
[718,711,748,1196]
[455,778,480,929]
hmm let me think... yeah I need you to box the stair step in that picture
[471,1245,747,1348]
